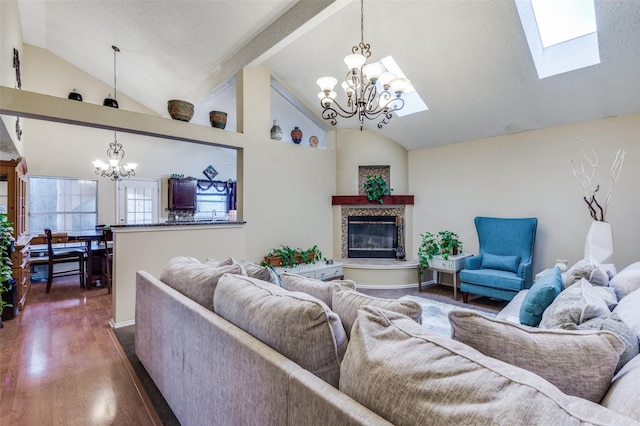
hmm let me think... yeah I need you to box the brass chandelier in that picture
[317,0,411,130]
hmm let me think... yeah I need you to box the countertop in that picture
[111,220,246,228]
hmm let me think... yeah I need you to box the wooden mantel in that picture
[332,195,414,205]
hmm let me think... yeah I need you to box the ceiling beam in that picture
[188,0,347,104]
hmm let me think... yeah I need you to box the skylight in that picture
[516,0,600,79]
[531,0,597,47]
[379,56,428,117]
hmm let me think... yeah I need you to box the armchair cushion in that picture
[459,269,524,292]
[481,253,520,273]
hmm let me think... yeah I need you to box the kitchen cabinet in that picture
[168,178,197,210]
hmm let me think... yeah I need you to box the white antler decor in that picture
[567,138,626,222]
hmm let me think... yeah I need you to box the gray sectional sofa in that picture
[135,256,640,425]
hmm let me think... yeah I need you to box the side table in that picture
[417,254,471,300]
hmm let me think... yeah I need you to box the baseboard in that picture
[111,318,135,329]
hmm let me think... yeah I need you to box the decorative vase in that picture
[270,120,283,140]
[209,111,227,129]
[167,99,194,122]
[584,220,613,263]
[291,126,303,144]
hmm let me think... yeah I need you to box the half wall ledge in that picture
[332,195,414,205]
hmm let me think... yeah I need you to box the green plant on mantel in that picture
[0,213,15,316]
[364,175,393,204]
[417,231,463,272]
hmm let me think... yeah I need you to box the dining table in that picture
[67,229,109,289]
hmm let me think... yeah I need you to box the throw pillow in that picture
[539,278,613,329]
[239,258,281,286]
[481,253,520,273]
[519,267,562,326]
[601,354,640,421]
[613,287,640,342]
[449,308,625,402]
[339,306,631,424]
[332,286,422,338]
[558,313,639,373]
[495,289,528,323]
[279,272,356,309]
[213,274,347,388]
[159,257,245,311]
[610,262,640,300]
[205,256,238,267]
[563,257,609,289]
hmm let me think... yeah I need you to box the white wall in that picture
[409,113,640,273]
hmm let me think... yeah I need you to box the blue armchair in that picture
[460,217,538,303]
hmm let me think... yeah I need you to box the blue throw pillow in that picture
[481,253,521,273]
[519,267,563,327]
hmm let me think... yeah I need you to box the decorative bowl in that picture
[209,111,227,129]
[167,99,194,122]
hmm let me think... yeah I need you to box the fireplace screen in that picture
[347,215,398,258]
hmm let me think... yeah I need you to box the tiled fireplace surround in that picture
[337,166,409,259]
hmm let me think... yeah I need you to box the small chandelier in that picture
[317,0,411,130]
[92,45,137,180]
[93,132,137,181]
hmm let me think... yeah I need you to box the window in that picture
[378,56,428,117]
[193,180,236,221]
[29,177,98,233]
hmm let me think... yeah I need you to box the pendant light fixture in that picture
[93,45,137,180]
[317,0,411,130]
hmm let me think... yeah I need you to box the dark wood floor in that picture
[0,277,158,425]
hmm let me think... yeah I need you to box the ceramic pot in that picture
[209,111,227,129]
[291,126,303,144]
[167,99,194,122]
[270,120,283,140]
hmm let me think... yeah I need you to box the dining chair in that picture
[44,228,87,293]
[101,228,113,293]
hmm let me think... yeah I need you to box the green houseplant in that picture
[417,230,463,270]
[364,175,392,204]
[0,213,16,323]
[262,245,323,268]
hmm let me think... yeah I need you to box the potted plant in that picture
[364,175,393,204]
[0,213,17,325]
[262,245,324,268]
[417,230,463,271]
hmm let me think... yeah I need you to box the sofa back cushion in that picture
[610,262,640,300]
[449,309,625,402]
[279,272,355,309]
[332,286,422,338]
[613,287,640,342]
[540,278,616,328]
[601,354,640,421]
[340,306,632,425]
[159,256,245,311]
[213,273,347,388]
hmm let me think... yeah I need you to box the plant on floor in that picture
[417,231,463,271]
[0,213,15,317]
[364,175,393,204]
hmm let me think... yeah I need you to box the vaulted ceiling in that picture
[16,0,640,151]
